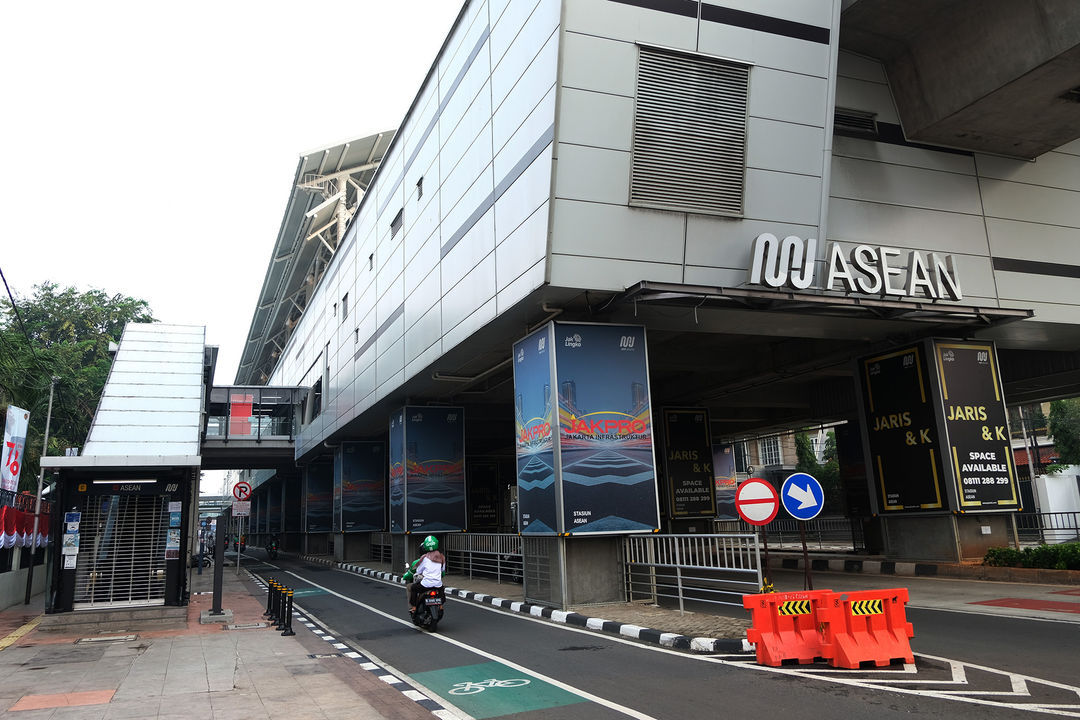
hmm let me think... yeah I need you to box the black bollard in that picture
[264,580,277,618]
[276,587,288,631]
[280,590,295,637]
[270,581,282,621]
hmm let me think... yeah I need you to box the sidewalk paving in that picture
[0,566,437,719]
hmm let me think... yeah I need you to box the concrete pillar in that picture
[341,534,371,562]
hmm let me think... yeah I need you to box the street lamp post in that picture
[25,376,58,605]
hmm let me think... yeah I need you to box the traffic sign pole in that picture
[799,522,812,591]
[781,473,825,591]
[735,479,781,593]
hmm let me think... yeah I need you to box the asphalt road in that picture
[242,555,1080,720]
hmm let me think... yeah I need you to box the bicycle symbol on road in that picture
[449,678,531,695]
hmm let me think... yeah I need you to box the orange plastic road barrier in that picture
[742,590,833,667]
[816,588,915,669]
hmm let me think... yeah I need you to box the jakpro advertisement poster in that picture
[554,323,660,534]
[513,324,558,534]
[389,409,405,532]
[339,442,386,531]
[405,407,466,533]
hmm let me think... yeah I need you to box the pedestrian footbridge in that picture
[200,385,305,470]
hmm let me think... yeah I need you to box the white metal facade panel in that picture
[986,219,1080,264]
[551,0,836,290]
[827,197,990,255]
[269,0,1080,462]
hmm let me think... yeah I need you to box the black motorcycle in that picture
[410,585,445,631]
[265,539,279,560]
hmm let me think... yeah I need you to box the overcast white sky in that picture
[1,0,464,389]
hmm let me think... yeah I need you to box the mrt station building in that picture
[232,0,1080,607]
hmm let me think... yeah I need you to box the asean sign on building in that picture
[748,233,963,301]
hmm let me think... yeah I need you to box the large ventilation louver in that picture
[834,108,878,136]
[630,47,750,216]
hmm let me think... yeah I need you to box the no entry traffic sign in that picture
[735,478,779,526]
[233,481,252,501]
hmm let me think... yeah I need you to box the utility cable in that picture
[0,265,42,367]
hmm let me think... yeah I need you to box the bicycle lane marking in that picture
[412,661,582,719]
[280,569,658,720]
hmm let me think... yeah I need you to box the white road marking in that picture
[263,562,1080,719]
[281,568,659,720]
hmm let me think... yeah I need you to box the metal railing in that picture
[1015,511,1080,545]
[0,490,51,515]
[715,516,863,552]
[624,533,761,612]
[443,533,522,585]
[371,532,393,564]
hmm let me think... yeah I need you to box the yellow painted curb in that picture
[0,615,41,651]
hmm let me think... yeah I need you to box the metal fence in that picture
[715,516,863,552]
[1015,512,1080,545]
[624,533,761,612]
[443,533,523,585]
[0,490,51,515]
[371,532,393,564]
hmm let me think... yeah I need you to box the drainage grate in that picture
[75,635,137,644]
[224,623,267,630]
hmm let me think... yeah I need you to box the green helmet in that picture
[421,535,439,551]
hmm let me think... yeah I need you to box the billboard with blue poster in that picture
[403,407,466,533]
[389,409,405,532]
[552,322,660,534]
[513,324,559,534]
[338,442,386,532]
[305,462,333,532]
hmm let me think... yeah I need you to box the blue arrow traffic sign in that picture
[780,472,825,521]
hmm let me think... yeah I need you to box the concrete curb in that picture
[298,554,751,655]
[770,553,1080,585]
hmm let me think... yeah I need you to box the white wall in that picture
[1034,466,1080,543]
[551,0,839,290]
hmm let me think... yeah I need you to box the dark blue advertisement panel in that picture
[513,324,558,534]
[405,406,466,533]
[467,459,500,531]
[389,409,405,532]
[339,442,385,531]
[713,445,738,520]
[554,323,660,534]
[305,462,333,532]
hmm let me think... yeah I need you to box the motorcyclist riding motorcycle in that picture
[403,535,446,629]
[265,534,279,560]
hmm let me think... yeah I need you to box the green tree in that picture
[1,283,154,490]
[1048,398,1080,465]
[794,430,844,514]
